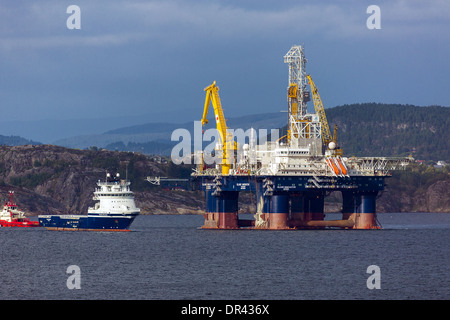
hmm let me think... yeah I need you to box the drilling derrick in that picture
[192,44,412,231]
[284,45,309,121]
[284,46,321,154]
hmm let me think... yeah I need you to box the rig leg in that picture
[356,192,379,229]
[202,188,219,229]
[268,193,289,229]
[342,191,379,229]
[217,191,239,229]
[202,189,239,229]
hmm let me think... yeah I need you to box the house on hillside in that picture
[434,161,447,168]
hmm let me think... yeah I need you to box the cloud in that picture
[117,0,450,42]
[0,33,144,51]
[374,0,450,38]
[1,0,448,52]
[124,1,365,40]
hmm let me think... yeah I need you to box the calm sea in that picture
[0,213,448,300]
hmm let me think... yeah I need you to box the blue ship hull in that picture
[38,213,139,232]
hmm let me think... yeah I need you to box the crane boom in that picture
[201,81,235,175]
[306,74,333,145]
[307,74,343,155]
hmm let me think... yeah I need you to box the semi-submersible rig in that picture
[192,45,412,230]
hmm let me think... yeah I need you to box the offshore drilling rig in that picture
[192,45,412,230]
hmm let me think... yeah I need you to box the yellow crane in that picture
[306,74,342,155]
[201,81,236,175]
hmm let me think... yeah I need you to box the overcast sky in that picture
[0,0,449,123]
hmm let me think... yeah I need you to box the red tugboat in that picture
[0,191,40,227]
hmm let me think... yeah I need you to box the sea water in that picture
[0,213,448,300]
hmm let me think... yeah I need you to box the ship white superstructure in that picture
[88,173,140,215]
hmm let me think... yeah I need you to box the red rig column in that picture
[342,191,379,229]
[217,191,239,229]
[202,190,239,229]
[268,193,290,229]
[202,188,219,229]
[356,192,379,229]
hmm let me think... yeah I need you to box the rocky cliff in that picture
[377,179,450,213]
[0,145,203,216]
[0,145,448,217]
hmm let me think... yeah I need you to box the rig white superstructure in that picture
[196,45,412,179]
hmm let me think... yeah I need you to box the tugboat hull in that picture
[0,220,40,227]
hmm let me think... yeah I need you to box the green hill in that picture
[325,104,449,161]
[0,135,41,146]
[100,103,449,161]
[278,104,449,161]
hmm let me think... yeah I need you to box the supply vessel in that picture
[39,173,140,231]
[0,191,40,227]
[192,45,412,230]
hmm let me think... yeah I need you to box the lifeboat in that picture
[326,158,340,176]
[335,157,348,176]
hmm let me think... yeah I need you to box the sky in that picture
[0,0,449,125]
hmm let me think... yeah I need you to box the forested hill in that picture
[1,103,448,162]
[323,104,449,161]
[0,135,41,146]
[101,103,449,161]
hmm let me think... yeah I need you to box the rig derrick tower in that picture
[284,45,308,144]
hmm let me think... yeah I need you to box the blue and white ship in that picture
[39,173,140,231]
